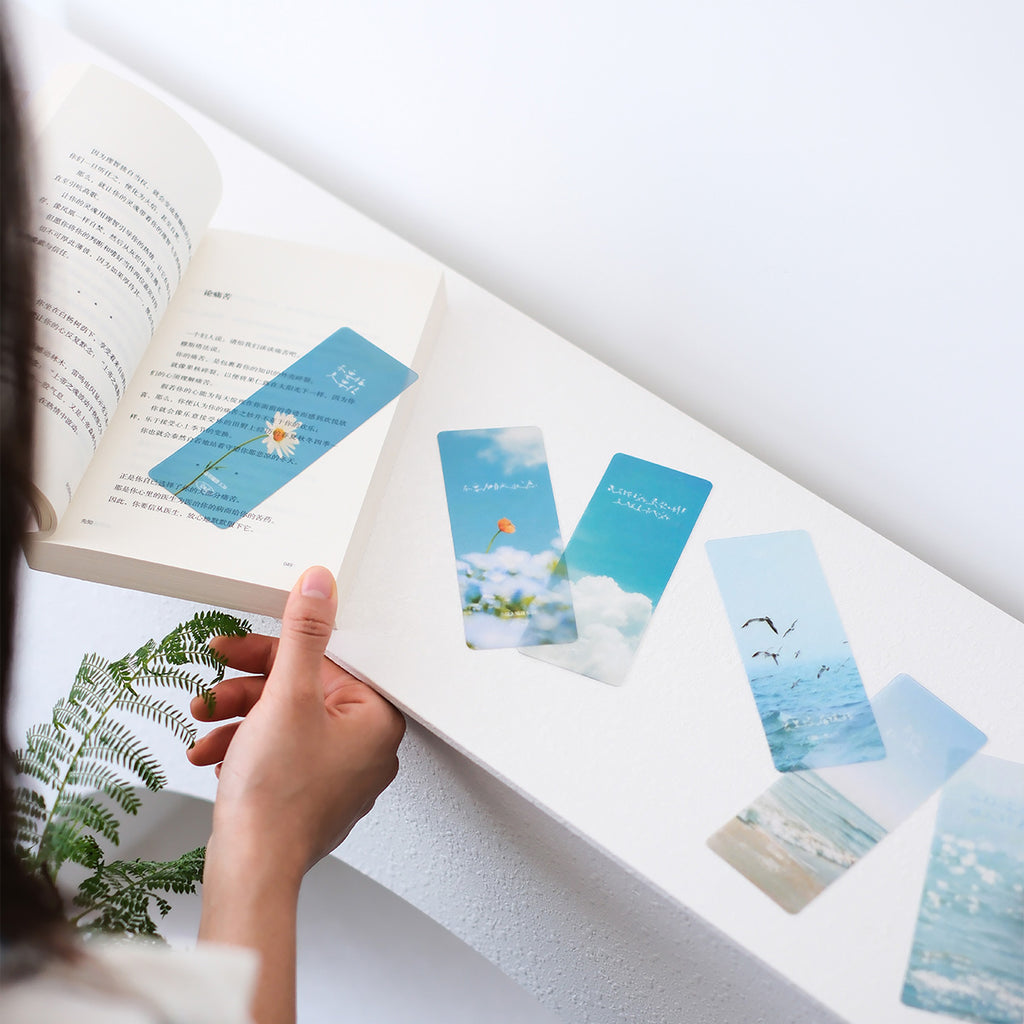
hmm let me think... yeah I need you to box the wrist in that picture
[203,831,303,897]
[200,831,302,1024]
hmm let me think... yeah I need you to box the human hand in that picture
[187,565,405,882]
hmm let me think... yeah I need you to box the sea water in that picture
[902,838,1024,1022]
[751,656,885,771]
[740,769,888,889]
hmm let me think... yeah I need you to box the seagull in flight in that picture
[753,650,780,665]
[782,619,798,638]
[742,616,778,634]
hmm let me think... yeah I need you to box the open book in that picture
[24,65,446,618]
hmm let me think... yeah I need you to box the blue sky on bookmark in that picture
[437,427,576,650]
[150,327,416,528]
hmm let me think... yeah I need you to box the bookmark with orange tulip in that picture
[437,427,577,650]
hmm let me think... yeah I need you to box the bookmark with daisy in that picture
[150,327,417,528]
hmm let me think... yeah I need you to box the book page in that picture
[27,65,222,529]
[46,229,443,598]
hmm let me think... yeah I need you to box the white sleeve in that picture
[2,940,258,1024]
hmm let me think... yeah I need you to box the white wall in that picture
[21,0,1024,625]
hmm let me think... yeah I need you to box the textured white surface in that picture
[114,789,562,1024]
[8,3,1023,1023]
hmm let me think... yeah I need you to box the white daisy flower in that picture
[262,411,301,458]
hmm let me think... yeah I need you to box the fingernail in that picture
[300,566,335,600]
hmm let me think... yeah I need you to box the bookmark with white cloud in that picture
[522,453,711,685]
[437,426,576,650]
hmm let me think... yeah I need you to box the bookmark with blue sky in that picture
[707,674,987,913]
[151,327,416,528]
[523,453,712,685]
[901,754,1024,1024]
[438,426,576,650]
[706,530,885,771]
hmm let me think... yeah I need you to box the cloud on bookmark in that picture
[537,574,653,683]
[474,426,546,474]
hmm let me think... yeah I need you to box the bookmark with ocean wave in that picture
[901,754,1024,1023]
[707,674,986,913]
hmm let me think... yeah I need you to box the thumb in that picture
[266,565,338,700]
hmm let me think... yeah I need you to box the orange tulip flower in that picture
[485,517,516,552]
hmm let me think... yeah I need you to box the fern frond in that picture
[15,787,48,816]
[65,763,141,816]
[131,664,207,695]
[14,746,60,788]
[132,638,157,670]
[52,793,123,846]
[13,788,49,849]
[24,722,76,777]
[159,612,249,672]
[12,814,43,850]
[15,611,248,942]
[106,655,138,695]
[73,653,120,700]
[51,696,91,733]
[44,824,103,872]
[74,847,206,939]
[80,727,167,792]
[114,696,197,746]
[67,663,122,727]
[171,610,250,647]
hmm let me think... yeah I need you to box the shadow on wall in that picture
[116,788,560,1024]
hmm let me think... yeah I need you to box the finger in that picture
[265,566,337,701]
[209,632,279,675]
[187,721,242,766]
[190,675,267,721]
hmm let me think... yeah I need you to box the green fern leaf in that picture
[112,695,197,746]
[13,788,49,850]
[131,664,207,695]
[24,723,76,777]
[13,745,60,788]
[74,847,206,939]
[52,793,123,845]
[81,731,167,792]
[73,653,119,698]
[160,611,249,667]
[51,696,90,733]
[132,638,157,670]
[15,612,248,941]
[45,824,103,871]
[65,763,142,816]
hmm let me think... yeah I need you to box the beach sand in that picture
[707,817,826,914]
